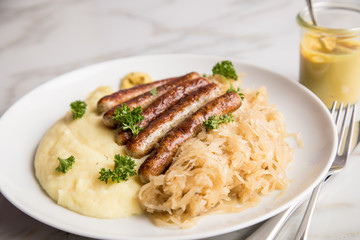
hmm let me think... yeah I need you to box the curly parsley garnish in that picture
[112,104,144,135]
[212,60,238,80]
[203,113,234,130]
[99,154,136,183]
[150,87,157,97]
[55,155,75,173]
[212,60,244,100]
[227,82,245,100]
[70,100,87,119]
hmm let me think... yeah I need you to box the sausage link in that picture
[115,77,210,145]
[97,78,173,113]
[97,72,200,113]
[138,91,242,183]
[103,72,200,128]
[125,83,221,158]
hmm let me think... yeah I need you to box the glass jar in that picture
[297,2,360,108]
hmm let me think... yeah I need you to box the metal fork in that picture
[245,102,357,240]
[294,102,357,240]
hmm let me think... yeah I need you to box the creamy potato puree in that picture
[35,86,143,218]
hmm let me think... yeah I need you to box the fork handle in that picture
[294,178,325,240]
[245,203,300,240]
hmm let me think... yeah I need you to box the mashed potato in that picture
[34,86,143,218]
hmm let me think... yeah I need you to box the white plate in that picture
[0,54,337,240]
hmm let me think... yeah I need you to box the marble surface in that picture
[0,0,360,239]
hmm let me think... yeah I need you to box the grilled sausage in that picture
[115,77,210,145]
[97,72,200,113]
[103,72,201,128]
[138,91,242,183]
[125,83,221,158]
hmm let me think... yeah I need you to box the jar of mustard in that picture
[297,2,360,108]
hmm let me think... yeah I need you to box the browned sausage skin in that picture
[97,72,200,113]
[102,72,201,128]
[97,77,174,113]
[115,77,210,145]
[125,83,221,158]
[138,91,242,183]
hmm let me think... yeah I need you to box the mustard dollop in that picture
[120,72,152,89]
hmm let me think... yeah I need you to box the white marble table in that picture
[1,0,359,239]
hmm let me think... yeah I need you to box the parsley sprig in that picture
[112,104,144,135]
[212,60,238,80]
[70,100,87,119]
[150,87,157,96]
[203,113,234,130]
[227,82,245,100]
[56,155,75,173]
[99,154,136,183]
[212,60,245,100]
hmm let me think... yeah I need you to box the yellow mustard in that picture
[120,72,152,89]
[300,32,360,108]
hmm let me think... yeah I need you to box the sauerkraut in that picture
[138,76,294,227]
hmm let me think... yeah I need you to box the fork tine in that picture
[335,102,344,128]
[342,104,357,158]
[338,104,351,153]
[330,101,337,116]
[330,101,338,129]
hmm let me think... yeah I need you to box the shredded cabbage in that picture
[138,77,294,227]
